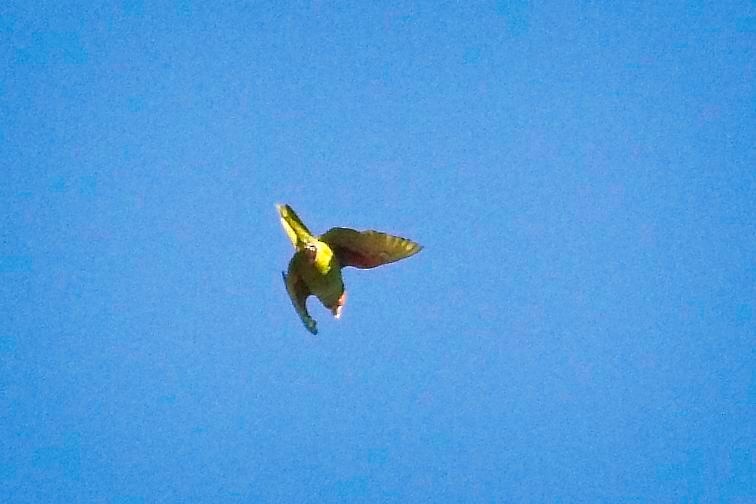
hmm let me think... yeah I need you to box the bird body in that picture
[277,204,421,334]
[290,244,343,309]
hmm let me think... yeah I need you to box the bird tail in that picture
[276,204,314,248]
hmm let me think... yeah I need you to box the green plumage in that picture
[277,204,422,335]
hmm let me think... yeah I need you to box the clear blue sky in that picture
[2,2,754,502]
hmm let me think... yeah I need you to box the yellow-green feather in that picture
[277,204,345,312]
[299,244,344,308]
[276,203,314,249]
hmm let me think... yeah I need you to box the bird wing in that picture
[282,259,318,335]
[320,227,422,269]
[277,204,314,249]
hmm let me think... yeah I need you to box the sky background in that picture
[2,1,754,502]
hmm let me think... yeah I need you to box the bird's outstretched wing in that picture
[282,261,317,335]
[320,227,422,269]
[277,204,314,249]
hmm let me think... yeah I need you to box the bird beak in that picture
[331,291,347,319]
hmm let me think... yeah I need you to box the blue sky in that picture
[2,1,754,502]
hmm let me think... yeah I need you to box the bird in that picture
[277,203,422,335]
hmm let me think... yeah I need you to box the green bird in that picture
[277,203,422,335]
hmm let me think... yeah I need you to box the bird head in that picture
[304,242,318,264]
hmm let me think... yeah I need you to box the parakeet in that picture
[277,203,422,335]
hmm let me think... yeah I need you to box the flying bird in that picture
[277,204,422,334]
